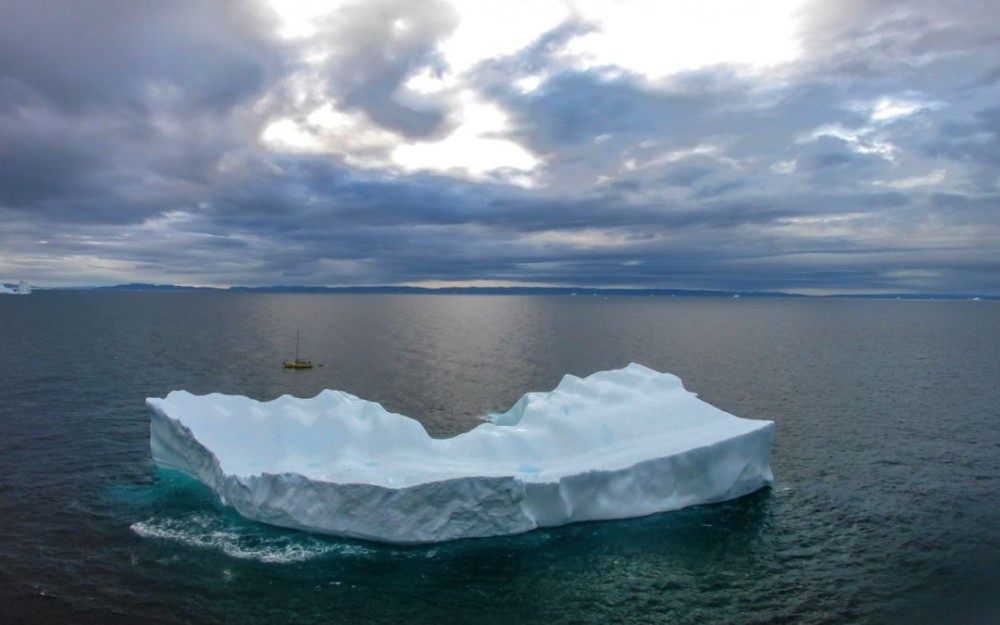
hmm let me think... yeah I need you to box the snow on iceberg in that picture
[146,363,773,544]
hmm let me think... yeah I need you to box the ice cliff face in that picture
[146,363,774,544]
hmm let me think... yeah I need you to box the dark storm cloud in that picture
[0,0,278,113]
[0,0,284,223]
[158,157,818,288]
[793,137,891,187]
[927,106,1000,171]
[479,62,726,153]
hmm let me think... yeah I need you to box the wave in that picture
[130,514,373,563]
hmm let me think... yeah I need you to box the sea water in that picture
[0,293,997,624]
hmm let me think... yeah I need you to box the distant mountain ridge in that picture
[86,283,800,297]
[57,283,997,299]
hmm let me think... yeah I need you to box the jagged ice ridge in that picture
[146,364,774,544]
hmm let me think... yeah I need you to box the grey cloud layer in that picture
[0,0,997,293]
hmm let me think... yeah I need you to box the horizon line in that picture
[16,282,997,300]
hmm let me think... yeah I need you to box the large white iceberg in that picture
[146,363,773,544]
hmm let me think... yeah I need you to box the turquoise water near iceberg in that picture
[0,293,997,624]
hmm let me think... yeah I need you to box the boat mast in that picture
[295,330,300,361]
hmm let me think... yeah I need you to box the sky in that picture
[0,0,997,294]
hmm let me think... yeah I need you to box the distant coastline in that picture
[30,283,998,300]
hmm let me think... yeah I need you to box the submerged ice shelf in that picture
[146,364,774,544]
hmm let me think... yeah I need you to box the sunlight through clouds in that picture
[439,0,570,74]
[563,0,806,79]
[258,0,808,183]
[874,169,947,189]
[391,90,541,183]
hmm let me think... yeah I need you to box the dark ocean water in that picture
[0,292,997,624]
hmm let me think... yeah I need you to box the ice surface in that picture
[146,363,774,544]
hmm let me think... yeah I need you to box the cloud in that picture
[875,169,947,189]
[0,0,279,113]
[0,0,286,223]
[312,0,459,138]
[0,0,997,294]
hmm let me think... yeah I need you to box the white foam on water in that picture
[130,514,373,563]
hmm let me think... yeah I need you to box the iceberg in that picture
[146,364,773,544]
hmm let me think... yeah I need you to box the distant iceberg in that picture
[0,280,31,294]
[146,364,774,544]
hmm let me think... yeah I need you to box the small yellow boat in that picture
[283,331,313,369]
